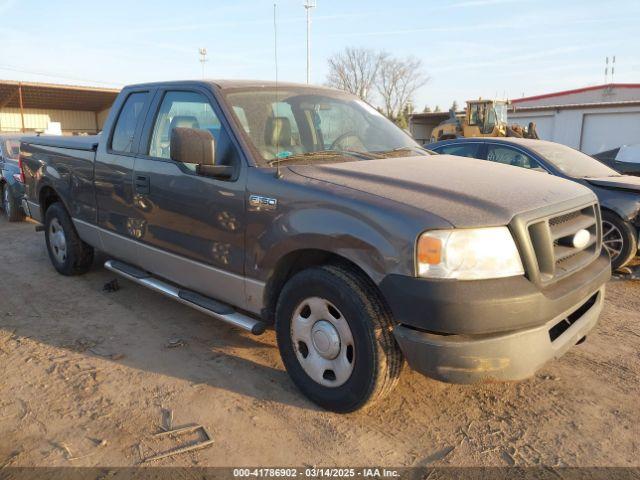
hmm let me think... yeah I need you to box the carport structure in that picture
[0,80,120,134]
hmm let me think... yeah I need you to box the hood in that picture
[289,155,595,227]
[586,175,640,193]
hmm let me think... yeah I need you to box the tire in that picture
[44,202,94,275]
[2,183,24,222]
[275,265,403,413]
[602,210,637,270]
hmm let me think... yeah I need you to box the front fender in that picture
[254,206,406,284]
[245,167,453,287]
[597,189,640,224]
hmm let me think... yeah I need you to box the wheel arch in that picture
[262,248,382,325]
[38,184,68,219]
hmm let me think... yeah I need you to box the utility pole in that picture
[199,48,208,79]
[304,0,316,84]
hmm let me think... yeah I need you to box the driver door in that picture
[131,88,248,307]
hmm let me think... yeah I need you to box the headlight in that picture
[417,227,524,280]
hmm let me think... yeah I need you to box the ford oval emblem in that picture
[572,229,591,249]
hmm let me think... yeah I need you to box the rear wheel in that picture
[2,183,24,222]
[602,210,637,270]
[44,202,94,275]
[275,265,403,413]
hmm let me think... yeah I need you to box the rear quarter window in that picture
[111,92,149,153]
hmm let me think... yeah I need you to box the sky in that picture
[1,0,639,111]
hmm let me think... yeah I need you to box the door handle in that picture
[135,175,150,194]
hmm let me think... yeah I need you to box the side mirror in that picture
[170,127,215,165]
[170,127,233,180]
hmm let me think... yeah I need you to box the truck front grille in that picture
[527,204,600,283]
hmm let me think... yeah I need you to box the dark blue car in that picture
[429,137,640,270]
[0,134,26,222]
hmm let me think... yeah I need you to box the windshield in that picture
[2,139,20,160]
[532,142,620,178]
[494,103,507,124]
[224,87,428,166]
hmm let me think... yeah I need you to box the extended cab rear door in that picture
[93,88,154,264]
[130,86,249,309]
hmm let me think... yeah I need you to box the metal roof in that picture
[512,83,640,104]
[510,100,640,112]
[0,80,120,111]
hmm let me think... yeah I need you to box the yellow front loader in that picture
[430,99,538,142]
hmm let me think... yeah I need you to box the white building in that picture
[509,83,640,155]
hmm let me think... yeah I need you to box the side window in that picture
[149,91,238,166]
[111,92,148,153]
[486,145,539,169]
[436,143,482,159]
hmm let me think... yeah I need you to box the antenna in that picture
[199,48,208,79]
[304,0,317,84]
[612,55,616,83]
[273,3,282,179]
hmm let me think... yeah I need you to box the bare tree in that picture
[326,47,385,101]
[376,56,429,121]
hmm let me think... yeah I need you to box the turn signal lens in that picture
[417,235,442,265]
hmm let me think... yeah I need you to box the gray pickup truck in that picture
[20,80,610,412]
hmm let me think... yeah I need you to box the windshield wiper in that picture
[267,149,378,166]
[376,146,435,156]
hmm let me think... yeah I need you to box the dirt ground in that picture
[0,216,638,468]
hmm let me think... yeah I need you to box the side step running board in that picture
[104,260,266,335]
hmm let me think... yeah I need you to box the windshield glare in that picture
[494,103,507,124]
[225,88,425,166]
[532,142,619,178]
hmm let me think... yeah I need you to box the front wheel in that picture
[602,210,637,270]
[44,202,94,275]
[275,265,403,413]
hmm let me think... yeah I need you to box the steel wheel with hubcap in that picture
[49,218,68,264]
[276,265,403,413]
[291,297,355,387]
[44,202,94,275]
[601,210,637,271]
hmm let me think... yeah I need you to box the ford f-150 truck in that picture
[20,80,610,412]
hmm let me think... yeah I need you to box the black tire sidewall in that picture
[276,268,379,412]
[602,210,637,270]
[3,183,24,222]
[2,184,10,217]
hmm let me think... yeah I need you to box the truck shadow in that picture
[0,235,319,411]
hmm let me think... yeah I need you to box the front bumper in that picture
[383,253,610,384]
[380,253,611,335]
[393,286,604,383]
